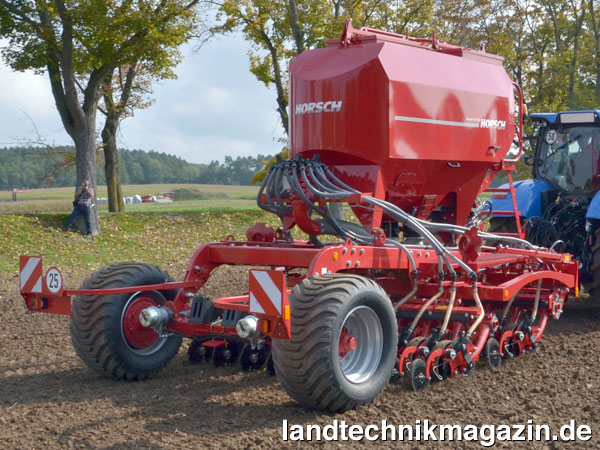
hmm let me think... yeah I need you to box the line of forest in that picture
[0,147,272,190]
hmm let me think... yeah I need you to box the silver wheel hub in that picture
[338,305,383,383]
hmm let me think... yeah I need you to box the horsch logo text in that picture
[295,101,343,115]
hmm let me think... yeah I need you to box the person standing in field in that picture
[64,180,94,235]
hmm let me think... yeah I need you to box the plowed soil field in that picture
[1,265,599,449]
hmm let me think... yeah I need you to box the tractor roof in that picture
[530,110,600,124]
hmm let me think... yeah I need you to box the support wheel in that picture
[272,274,397,413]
[213,341,241,367]
[503,324,522,359]
[410,359,430,392]
[69,263,182,380]
[240,344,268,372]
[188,338,213,363]
[485,338,502,370]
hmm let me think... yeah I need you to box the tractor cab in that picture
[532,111,600,195]
[489,110,600,288]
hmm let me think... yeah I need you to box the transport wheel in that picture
[69,263,182,380]
[410,359,430,392]
[272,274,397,413]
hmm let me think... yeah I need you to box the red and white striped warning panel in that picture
[249,270,285,317]
[20,255,43,294]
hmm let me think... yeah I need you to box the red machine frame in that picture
[17,21,581,409]
[21,222,577,369]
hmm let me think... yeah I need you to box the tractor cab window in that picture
[538,125,600,192]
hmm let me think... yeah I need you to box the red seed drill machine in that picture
[20,21,578,413]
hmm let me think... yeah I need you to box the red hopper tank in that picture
[289,21,517,229]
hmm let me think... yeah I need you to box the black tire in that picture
[272,274,397,413]
[69,263,182,380]
[487,217,516,233]
[589,228,600,294]
[485,337,502,370]
[410,358,430,392]
[486,218,518,246]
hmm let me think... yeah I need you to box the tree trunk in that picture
[261,31,289,135]
[288,0,305,54]
[589,0,600,105]
[41,8,107,236]
[102,115,125,212]
[567,3,585,107]
[72,117,100,236]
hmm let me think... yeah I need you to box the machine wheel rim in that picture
[410,358,430,392]
[337,305,383,384]
[121,292,166,354]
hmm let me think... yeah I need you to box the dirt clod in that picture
[1,270,599,448]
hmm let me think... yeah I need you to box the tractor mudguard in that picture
[489,179,550,218]
[586,190,600,220]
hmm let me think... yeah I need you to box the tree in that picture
[0,0,201,233]
[214,1,434,137]
[100,0,207,213]
[100,65,136,213]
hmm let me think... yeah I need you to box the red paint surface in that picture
[289,26,515,225]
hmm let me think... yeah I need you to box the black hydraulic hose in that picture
[360,196,459,280]
[265,166,281,214]
[323,163,532,251]
[364,197,446,253]
[269,159,503,281]
[295,164,373,243]
[286,163,353,241]
[322,165,361,194]
[303,164,348,199]
[258,166,282,215]
[320,164,460,278]
[267,164,292,217]
[363,196,469,280]
[271,165,290,214]
[316,165,456,280]
[267,166,283,212]
[303,165,378,244]
[419,219,536,249]
[386,239,420,310]
[321,165,473,280]
[314,164,354,195]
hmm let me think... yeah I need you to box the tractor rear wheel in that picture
[272,274,397,413]
[589,228,600,294]
[486,218,517,244]
[69,263,182,380]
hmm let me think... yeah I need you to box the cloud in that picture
[0,66,67,145]
[0,33,285,163]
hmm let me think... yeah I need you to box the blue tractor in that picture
[488,110,600,290]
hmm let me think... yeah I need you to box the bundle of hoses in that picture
[257,156,540,285]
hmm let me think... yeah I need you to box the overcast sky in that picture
[0,34,285,164]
